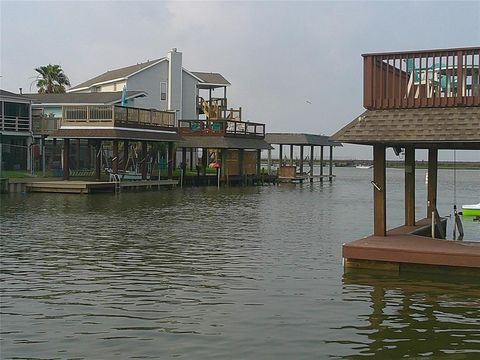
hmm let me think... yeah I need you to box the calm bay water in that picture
[1,167,479,359]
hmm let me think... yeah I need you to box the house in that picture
[0,90,33,172]
[62,48,269,184]
[331,46,480,274]
[67,48,231,121]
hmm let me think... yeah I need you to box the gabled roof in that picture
[265,133,341,147]
[331,107,480,149]
[26,91,146,105]
[68,58,164,91]
[0,89,32,102]
[191,72,231,87]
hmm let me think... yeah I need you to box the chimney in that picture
[167,48,183,121]
[19,88,23,95]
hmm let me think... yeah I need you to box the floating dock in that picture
[25,180,178,194]
[344,218,480,276]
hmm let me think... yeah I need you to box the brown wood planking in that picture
[373,145,386,236]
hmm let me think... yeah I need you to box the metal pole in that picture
[431,211,435,238]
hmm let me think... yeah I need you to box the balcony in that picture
[363,47,480,109]
[178,119,265,138]
[1,115,31,133]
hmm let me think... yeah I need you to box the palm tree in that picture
[35,64,71,93]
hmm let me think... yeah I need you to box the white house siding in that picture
[126,61,169,110]
[181,71,199,119]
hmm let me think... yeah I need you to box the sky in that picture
[1,0,479,161]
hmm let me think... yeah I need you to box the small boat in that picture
[356,164,373,169]
[462,203,480,216]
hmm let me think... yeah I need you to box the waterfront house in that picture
[0,90,33,172]
[65,48,269,184]
[331,47,480,274]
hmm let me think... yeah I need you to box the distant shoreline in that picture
[263,159,480,170]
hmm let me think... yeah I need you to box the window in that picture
[160,82,167,101]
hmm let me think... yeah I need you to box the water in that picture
[1,168,479,359]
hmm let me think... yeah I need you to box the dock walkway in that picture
[26,180,178,194]
[344,218,480,276]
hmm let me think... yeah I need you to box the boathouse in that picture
[178,77,270,185]
[331,47,480,274]
[265,133,341,183]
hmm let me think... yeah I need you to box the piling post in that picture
[310,145,314,183]
[63,138,70,180]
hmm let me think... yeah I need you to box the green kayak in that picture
[462,203,480,216]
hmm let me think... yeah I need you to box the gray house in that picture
[67,48,231,121]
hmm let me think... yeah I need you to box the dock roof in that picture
[331,107,480,149]
[179,136,272,150]
[265,133,341,147]
[50,128,181,142]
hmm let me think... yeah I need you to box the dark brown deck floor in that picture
[343,218,480,269]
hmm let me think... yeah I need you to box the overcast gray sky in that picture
[1,0,479,160]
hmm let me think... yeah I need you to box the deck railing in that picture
[32,116,60,135]
[363,47,480,109]
[60,105,175,128]
[178,119,265,138]
[1,115,31,132]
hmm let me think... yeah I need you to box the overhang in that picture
[50,128,182,142]
[265,133,342,147]
[179,136,273,150]
[331,107,480,150]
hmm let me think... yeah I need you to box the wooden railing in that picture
[60,105,175,128]
[32,116,60,135]
[363,47,480,109]
[178,119,265,138]
[197,96,242,120]
[1,115,31,132]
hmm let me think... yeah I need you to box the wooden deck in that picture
[278,174,335,183]
[343,218,480,275]
[26,180,178,194]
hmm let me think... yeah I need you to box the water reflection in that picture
[337,272,480,358]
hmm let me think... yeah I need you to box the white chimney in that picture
[167,48,183,120]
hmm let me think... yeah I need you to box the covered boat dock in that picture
[265,133,342,183]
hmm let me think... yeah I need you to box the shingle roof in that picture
[26,91,146,105]
[265,133,341,146]
[331,107,480,148]
[0,89,32,102]
[179,136,272,149]
[50,128,181,142]
[69,58,164,91]
[191,72,230,86]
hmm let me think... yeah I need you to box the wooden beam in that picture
[290,145,294,166]
[239,149,245,184]
[63,138,70,180]
[279,145,283,167]
[112,140,119,174]
[95,141,101,180]
[190,147,194,171]
[329,146,333,181]
[310,145,314,183]
[373,144,386,236]
[299,145,304,174]
[320,146,324,182]
[122,140,129,170]
[168,142,174,179]
[141,141,147,180]
[427,148,438,218]
[256,149,261,177]
[181,147,187,173]
[404,146,415,226]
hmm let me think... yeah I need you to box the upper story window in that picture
[160,82,167,101]
[92,86,101,92]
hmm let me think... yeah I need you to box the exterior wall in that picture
[224,150,257,176]
[182,71,199,119]
[127,61,169,110]
[167,49,183,118]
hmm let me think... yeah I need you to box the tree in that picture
[35,64,71,93]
